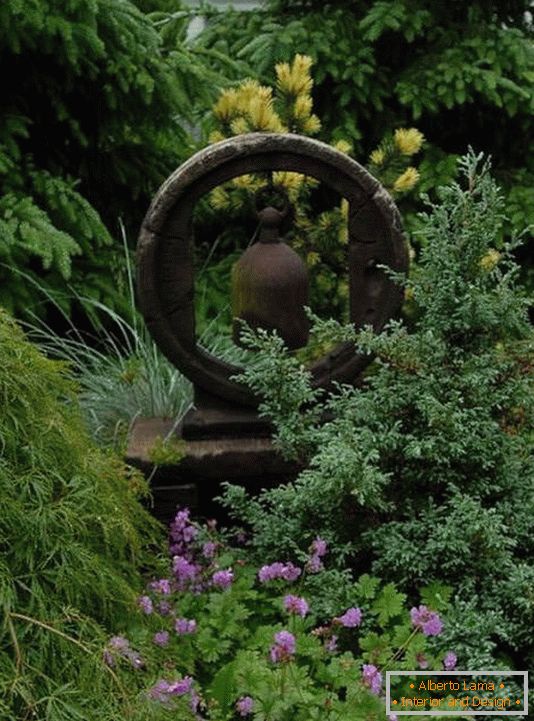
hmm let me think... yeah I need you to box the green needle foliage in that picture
[0,0,223,319]
[0,310,164,720]
[197,0,534,276]
[221,152,534,673]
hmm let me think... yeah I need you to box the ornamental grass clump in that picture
[0,310,164,720]
[220,151,534,674]
[111,507,451,720]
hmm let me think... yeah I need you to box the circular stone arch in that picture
[137,132,408,408]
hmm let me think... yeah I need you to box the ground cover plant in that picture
[0,309,164,720]
[109,507,455,720]
[220,153,534,683]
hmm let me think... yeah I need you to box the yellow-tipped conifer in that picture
[302,114,321,134]
[213,88,241,122]
[394,128,425,155]
[276,54,314,96]
[393,166,420,192]
[334,139,352,154]
[370,148,385,165]
[293,94,313,120]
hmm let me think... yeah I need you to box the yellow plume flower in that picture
[276,54,314,96]
[393,166,419,192]
[318,212,334,231]
[236,80,273,111]
[479,249,501,272]
[370,148,385,165]
[230,117,250,135]
[272,171,306,199]
[208,130,226,144]
[232,174,261,191]
[293,94,313,119]
[302,114,321,134]
[272,171,304,187]
[247,96,285,132]
[394,128,425,155]
[213,88,241,121]
[334,139,352,155]
[293,53,313,75]
[210,187,231,210]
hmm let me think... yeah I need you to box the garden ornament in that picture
[132,132,408,518]
[137,132,408,413]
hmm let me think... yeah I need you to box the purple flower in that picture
[175,618,197,635]
[362,664,382,695]
[202,541,217,559]
[149,679,172,703]
[258,562,284,582]
[168,677,194,695]
[169,508,198,557]
[150,579,172,595]
[270,630,296,663]
[158,600,172,616]
[311,537,328,557]
[443,651,457,670]
[325,635,338,653]
[306,554,324,573]
[416,652,428,669]
[335,607,362,628]
[105,635,143,669]
[236,696,254,716]
[389,715,399,721]
[212,569,234,590]
[283,594,309,617]
[282,562,302,581]
[258,561,302,583]
[172,555,200,591]
[410,605,443,636]
[108,635,129,651]
[153,631,170,647]
[148,676,195,705]
[125,649,144,669]
[138,595,153,615]
[170,509,194,540]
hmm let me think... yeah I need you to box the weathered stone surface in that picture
[126,417,299,523]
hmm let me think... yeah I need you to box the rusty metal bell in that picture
[231,205,309,350]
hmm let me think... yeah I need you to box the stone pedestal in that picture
[125,414,298,525]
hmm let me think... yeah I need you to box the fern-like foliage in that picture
[0,309,164,720]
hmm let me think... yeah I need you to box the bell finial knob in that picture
[257,204,286,243]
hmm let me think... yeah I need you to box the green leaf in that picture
[420,582,453,611]
[371,583,406,624]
